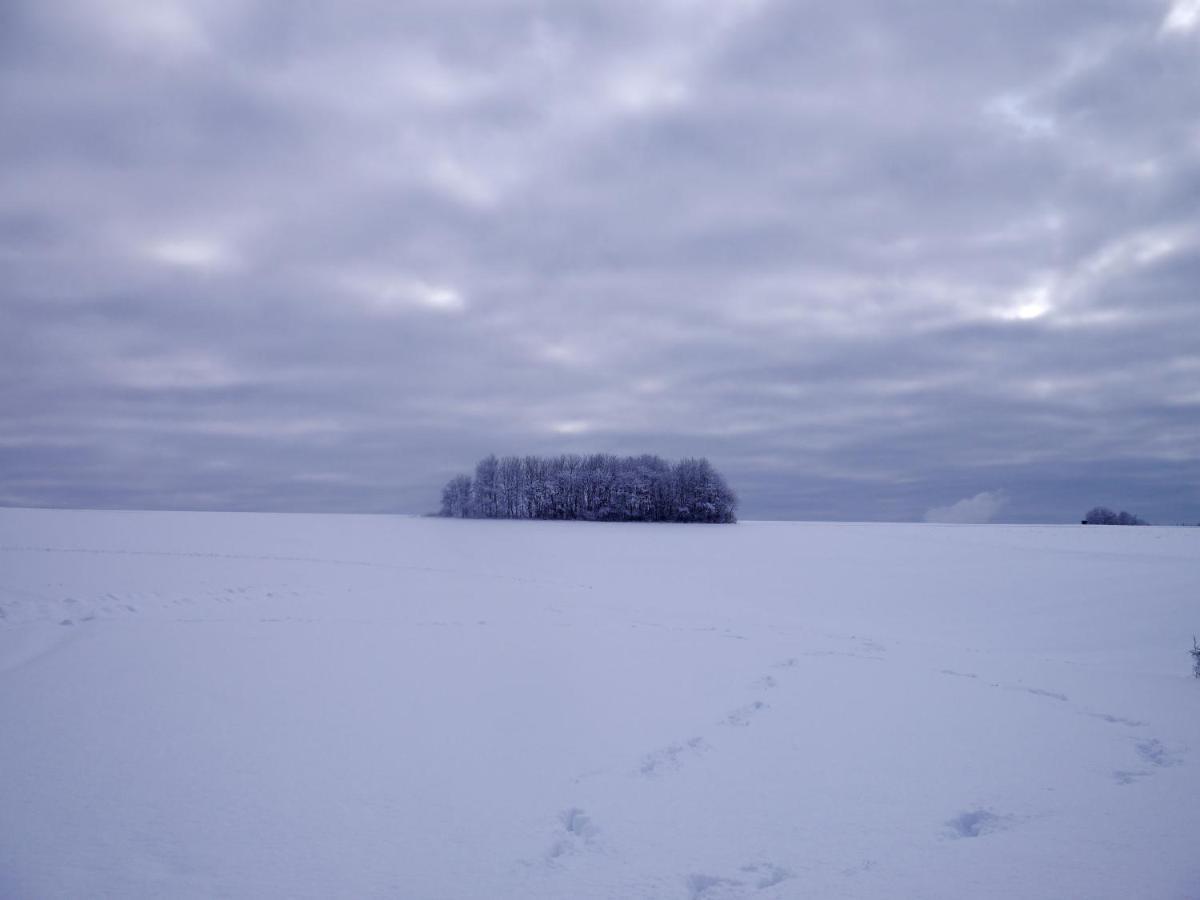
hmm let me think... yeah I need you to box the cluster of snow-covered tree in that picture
[1083,507,1149,526]
[439,454,737,523]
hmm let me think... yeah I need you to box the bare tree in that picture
[439,475,473,518]
[471,455,499,518]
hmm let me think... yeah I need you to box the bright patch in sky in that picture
[1162,0,1200,33]
[607,67,689,114]
[999,281,1053,321]
[144,237,231,271]
[85,0,211,58]
[550,420,593,435]
[987,94,1056,139]
[428,157,498,208]
[344,273,466,315]
[414,283,465,312]
[1012,302,1049,321]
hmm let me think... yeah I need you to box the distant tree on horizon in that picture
[1084,506,1149,526]
[440,474,473,519]
[438,453,737,523]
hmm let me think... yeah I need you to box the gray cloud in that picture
[2,0,1199,522]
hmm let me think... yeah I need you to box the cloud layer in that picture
[2,0,1199,521]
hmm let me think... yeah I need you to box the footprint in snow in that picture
[801,649,884,662]
[1019,687,1069,702]
[1112,739,1184,785]
[639,737,710,778]
[739,862,794,889]
[543,807,598,863]
[945,808,1011,839]
[839,859,876,877]
[1084,711,1146,728]
[722,701,768,727]
[939,672,1074,707]
[1135,738,1184,768]
[560,807,598,839]
[686,863,794,898]
[1113,770,1150,785]
[687,873,741,899]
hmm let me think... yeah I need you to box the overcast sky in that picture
[2,0,1199,522]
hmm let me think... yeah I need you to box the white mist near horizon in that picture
[924,489,1010,524]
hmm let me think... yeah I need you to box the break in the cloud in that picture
[1,0,1198,522]
[925,491,1010,525]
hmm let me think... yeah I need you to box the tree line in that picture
[439,454,737,523]
[1083,506,1148,525]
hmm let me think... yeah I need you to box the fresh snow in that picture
[1,508,1198,899]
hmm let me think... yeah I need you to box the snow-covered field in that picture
[1,508,1197,900]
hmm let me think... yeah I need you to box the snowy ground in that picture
[1,508,1198,899]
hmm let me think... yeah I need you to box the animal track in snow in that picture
[543,807,598,863]
[1017,686,1069,702]
[685,862,794,898]
[1135,738,1183,768]
[1112,769,1150,785]
[738,862,793,889]
[1084,711,1146,728]
[800,649,884,662]
[0,544,596,593]
[1,587,145,627]
[839,859,876,877]
[639,737,710,777]
[560,807,598,839]
[687,873,741,899]
[944,671,1075,706]
[1111,739,1183,784]
[945,808,1010,839]
[722,701,768,727]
